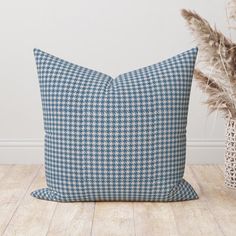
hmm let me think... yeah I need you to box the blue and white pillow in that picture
[32,48,198,202]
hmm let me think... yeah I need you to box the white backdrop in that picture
[0,0,230,163]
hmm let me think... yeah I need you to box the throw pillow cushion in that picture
[31,48,198,202]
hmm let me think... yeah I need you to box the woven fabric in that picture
[31,48,198,202]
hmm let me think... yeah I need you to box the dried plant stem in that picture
[181,7,236,119]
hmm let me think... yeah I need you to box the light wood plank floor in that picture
[0,165,235,236]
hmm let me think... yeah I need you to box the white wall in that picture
[0,0,230,164]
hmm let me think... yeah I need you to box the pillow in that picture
[31,48,198,202]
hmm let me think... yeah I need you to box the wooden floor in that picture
[0,165,235,236]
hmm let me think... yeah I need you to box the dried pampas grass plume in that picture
[181,7,236,119]
[181,9,236,79]
[194,70,236,117]
[228,0,236,20]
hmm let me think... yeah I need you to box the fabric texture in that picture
[32,48,198,202]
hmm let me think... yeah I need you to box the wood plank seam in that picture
[217,165,224,176]
[0,165,12,182]
[2,165,42,236]
[89,202,96,236]
[170,205,181,236]
[45,203,58,236]
[189,166,226,236]
[132,203,137,236]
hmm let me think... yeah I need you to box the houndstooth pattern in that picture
[31,48,198,202]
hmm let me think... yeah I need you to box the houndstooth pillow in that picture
[31,48,198,202]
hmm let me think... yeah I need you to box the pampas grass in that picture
[228,0,236,20]
[181,3,236,119]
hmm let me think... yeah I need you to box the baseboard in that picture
[186,140,224,164]
[0,139,225,164]
[0,140,44,164]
